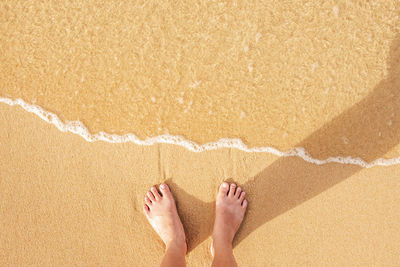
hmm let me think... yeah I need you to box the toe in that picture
[235,187,242,198]
[239,192,246,203]
[228,183,237,197]
[151,186,161,200]
[143,204,150,215]
[218,182,229,197]
[242,199,248,209]
[147,191,156,202]
[159,183,171,198]
[145,196,152,206]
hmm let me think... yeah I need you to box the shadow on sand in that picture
[166,33,400,252]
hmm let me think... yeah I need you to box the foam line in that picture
[1,97,400,168]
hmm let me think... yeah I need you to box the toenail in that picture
[222,183,228,188]
[160,184,166,189]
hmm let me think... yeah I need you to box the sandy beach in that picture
[1,103,400,266]
[1,0,400,265]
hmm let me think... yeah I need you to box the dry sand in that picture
[1,103,400,266]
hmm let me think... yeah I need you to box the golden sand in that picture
[1,0,399,160]
[1,103,400,266]
[1,1,400,265]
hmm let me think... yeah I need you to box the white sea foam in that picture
[1,97,400,168]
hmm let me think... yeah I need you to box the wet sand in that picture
[1,103,400,266]
[1,1,399,158]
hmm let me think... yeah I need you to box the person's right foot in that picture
[211,182,248,255]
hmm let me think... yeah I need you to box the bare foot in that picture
[211,182,247,256]
[143,184,187,255]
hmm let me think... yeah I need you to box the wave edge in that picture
[1,97,399,168]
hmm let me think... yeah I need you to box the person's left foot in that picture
[211,182,247,256]
[143,184,187,254]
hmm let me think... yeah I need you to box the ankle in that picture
[212,232,233,248]
[165,239,187,255]
[211,238,233,256]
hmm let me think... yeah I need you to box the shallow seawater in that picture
[1,0,399,161]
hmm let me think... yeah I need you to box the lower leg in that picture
[160,243,186,267]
